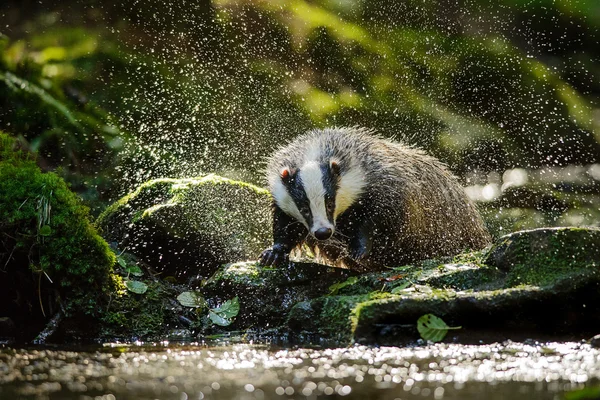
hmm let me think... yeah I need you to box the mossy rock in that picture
[0,132,117,341]
[97,176,273,279]
[200,261,353,329]
[280,227,600,345]
[484,227,600,286]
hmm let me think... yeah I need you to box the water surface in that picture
[1,341,598,399]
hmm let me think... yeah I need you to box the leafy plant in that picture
[417,314,461,342]
[125,280,148,294]
[116,255,144,277]
[177,292,239,327]
[328,276,358,295]
[208,297,240,327]
[176,291,207,309]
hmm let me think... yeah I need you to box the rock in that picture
[197,227,600,345]
[0,132,117,342]
[590,334,600,348]
[97,175,273,279]
[201,261,353,329]
[484,227,600,284]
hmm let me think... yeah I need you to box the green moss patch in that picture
[0,132,116,340]
[97,176,274,279]
[485,227,600,286]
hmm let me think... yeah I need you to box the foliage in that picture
[177,292,239,327]
[0,132,117,334]
[328,276,359,295]
[417,314,461,342]
[2,0,598,199]
[125,280,148,294]
[208,296,240,327]
[177,291,208,309]
[0,30,129,211]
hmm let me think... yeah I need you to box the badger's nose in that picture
[314,227,333,241]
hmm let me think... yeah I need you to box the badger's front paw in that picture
[348,236,371,261]
[259,244,289,267]
[348,244,368,261]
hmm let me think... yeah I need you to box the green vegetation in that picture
[417,314,461,343]
[0,132,117,337]
[0,31,128,211]
[1,0,599,343]
[96,176,273,279]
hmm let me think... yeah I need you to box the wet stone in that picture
[96,175,273,280]
[201,261,353,329]
[484,227,600,278]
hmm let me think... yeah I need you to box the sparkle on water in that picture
[0,341,598,399]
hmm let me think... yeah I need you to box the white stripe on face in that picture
[335,165,366,218]
[299,161,334,234]
[269,174,307,227]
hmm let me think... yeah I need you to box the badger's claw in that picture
[259,245,289,267]
[348,245,367,261]
[348,235,371,261]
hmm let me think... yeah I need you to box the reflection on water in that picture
[0,341,598,399]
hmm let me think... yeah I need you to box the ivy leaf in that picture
[417,314,461,343]
[209,311,233,326]
[177,291,207,309]
[211,296,239,319]
[125,280,148,294]
[39,225,52,236]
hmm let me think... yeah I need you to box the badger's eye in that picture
[326,200,335,214]
[299,205,310,215]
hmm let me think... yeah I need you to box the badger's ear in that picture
[330,160,341,176]
[280,167,297,185]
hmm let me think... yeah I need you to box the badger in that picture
[259,127,491,271]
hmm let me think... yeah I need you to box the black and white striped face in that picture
[271,159,364,241]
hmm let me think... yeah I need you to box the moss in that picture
[0,132,117,338]
[100,280,176,339]
[97,176,273,279]
[485,227,600,287]
[287,295,366,343]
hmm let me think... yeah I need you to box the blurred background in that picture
[1,0,599,236]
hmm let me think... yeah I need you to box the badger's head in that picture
[271,159,365,241]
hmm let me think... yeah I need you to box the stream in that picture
[1,340,598,399]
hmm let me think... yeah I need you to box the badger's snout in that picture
[313,227,333,241]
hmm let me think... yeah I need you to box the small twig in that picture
[2,245,16,271]
[38,273,46,318]
[18,198,29,210]
[43,271,53,284]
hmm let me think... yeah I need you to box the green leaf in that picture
[125,280,148,294]
[209,311,233,326]
[125,265,143,277]
[211,296,240,319]
[117,256,127,268]
[206,297,240,326]
[38,225,51,236]
[390,280,412,294]
[177,291,207,308]
[328,276,358,295]
[417,314,461,343]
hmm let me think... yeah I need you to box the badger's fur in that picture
[260,127,491,271]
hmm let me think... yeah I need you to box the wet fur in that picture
[261,127,491,271]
